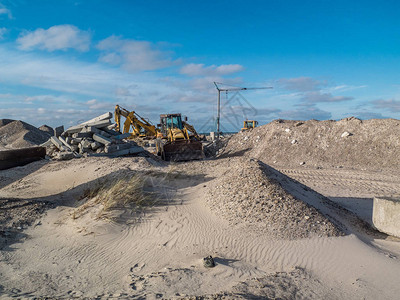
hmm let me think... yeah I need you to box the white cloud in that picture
[0,27,7,40]
[17,25,91,52]
[24,95,61,103]
[97,35,175,71]
[279,107,332,120]
[323,84,367,93]
[0,7,12,19]
[180,63,244,77]
[302,91,354,103]
[279,77,326,92]
[85,99,111,109]
[372,99,400,112]
[37,107,46,114]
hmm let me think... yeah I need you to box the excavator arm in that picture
[182,121,201,140]
[115,105,158,137]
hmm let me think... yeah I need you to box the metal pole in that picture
[217,89,220,139]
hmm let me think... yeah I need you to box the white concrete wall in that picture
[372,197,400,238]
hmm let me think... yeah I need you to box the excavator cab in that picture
[241,120,258,131]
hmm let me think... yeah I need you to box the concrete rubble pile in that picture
[42,112,145,160]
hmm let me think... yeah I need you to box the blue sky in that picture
[1,0,400,131]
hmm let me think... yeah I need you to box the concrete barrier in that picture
[372,197,400,238]
[0,147,46,170]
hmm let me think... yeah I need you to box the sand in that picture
[0,119,51,150]
[1,118,400,299]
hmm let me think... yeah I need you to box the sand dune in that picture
[1,118,400,299]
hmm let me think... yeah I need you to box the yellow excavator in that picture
[241,120,258,131]
[156,113,204,161]
[114,105,158,138]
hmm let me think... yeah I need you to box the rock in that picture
[57,151,75,161]
[203,256,215,268]
[300,162,305,165]
[291,139,297,144]
[341,131,352,138]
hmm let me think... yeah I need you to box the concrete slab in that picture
[112,133,131,140]
[91,141,102,150]
[80,112,112,125]
[65,120,111,134]
[101,127,120,136]
[72,132,93,139]
[373,197,400,238]
[58,136,73,151]
[0,147,47,170]
[40,139,53,147]
[105,143,131,153]
[108,147,145,157]
[54,125,64,137]
[50,136,68,151]
[93,133,112,145]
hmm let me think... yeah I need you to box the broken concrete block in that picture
[79,112,112,126]
[65,120,112,134]
[91,141,102,150]
[56,151,75,161]
[80,140,92,149]
[93,133,112,146]
[107,123,117,130]
[59,136,73,151]
[112,133,131,140]
[107,146,144,157]
[54,125,64,137]
[70,138,81,145]
[50,136,68,151]
[105,143,131,153]
[101,127,120,136]
[82,127,112,137]
[80,126,102,135]
[40,139,53,147]
[72,132,93,139]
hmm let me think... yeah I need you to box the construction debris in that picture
[43,112,145,160]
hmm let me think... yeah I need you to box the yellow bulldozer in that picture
[156,113,204,161]
[241,120,258,131]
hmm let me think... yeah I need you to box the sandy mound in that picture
[219,117,400,171]
[0,119,51,149]
[205,158,343,239]
[0,119,14,127]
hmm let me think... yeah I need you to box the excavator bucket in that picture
[162,139,204,162]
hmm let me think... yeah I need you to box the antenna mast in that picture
[213,82,272,139]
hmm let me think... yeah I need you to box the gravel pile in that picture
[218,117,400,171]
[0,119,51,149]
[205,158,343,239]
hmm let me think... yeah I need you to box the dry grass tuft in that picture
[96,175,152,211]
[74,173,160,221]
